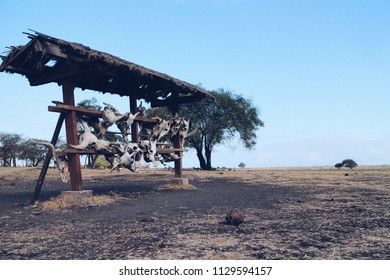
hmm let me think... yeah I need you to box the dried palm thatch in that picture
[0,30,214,107]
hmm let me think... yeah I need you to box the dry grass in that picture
[1,165,389,260]
[155,183,197,191]
[41,192,127,210]
[185,166,390,191]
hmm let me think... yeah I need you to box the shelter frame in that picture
[0,31,213,202]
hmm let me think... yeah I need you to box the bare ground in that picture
[0,166,389,260]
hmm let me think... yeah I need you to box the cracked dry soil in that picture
[0,167,389,260]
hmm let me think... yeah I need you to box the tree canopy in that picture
[183,89,264,169]
[0,132,67,167]
[18,138,47,167]
[147,89,264,170]
[0,132,22,167]
[335,159,358,169]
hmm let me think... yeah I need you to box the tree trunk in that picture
[87,155,92,168]
[91,155,98,169]
[205,145,212,170]
[195,147,207,170]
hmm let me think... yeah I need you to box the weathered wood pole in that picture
[62,79,83,191]
[173,135,183,178]
[31,113,65,203]
[171,99,183,178]
[129,92,139,143]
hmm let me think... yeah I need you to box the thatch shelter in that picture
[0,31,213,202]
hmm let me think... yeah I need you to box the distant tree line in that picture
[0,132,65,167]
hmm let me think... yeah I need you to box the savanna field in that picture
[0,166,389,259]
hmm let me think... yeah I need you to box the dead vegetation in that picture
[0,166,389,260]
[155,183,197,191]
[40,192,127,210]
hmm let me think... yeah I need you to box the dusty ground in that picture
[0,166,389,260]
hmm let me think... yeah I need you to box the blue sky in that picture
[1,0,389,168]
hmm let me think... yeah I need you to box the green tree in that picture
[342,159,358,169]
[77,97,102,111]
[18,138,47,166]
[147,89,264,170]
[0,132,22,167]
[182,89,264,170]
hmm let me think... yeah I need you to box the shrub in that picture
[94,156,111,170]
[335,159,358,169]
[342,159,358,169]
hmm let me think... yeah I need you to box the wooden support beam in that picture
[173,135,183,178]
[55,147,187,157]
[157,148,188,154]
[129,92,139,143]
[49,104,102,117]
[62,80,83,191]
[30,113,65,204]
[170,100,183,178]
[49,104,158,123]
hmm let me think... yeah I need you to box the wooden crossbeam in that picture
[56,147,187,157]
[48,103,158,123]
[157,148,188,153]
[48,104,102,117]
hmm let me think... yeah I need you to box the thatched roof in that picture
[0,31,213,107]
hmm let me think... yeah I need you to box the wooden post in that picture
[173,135,183,178]
[62,79,83,191]
[30,113,65,203]
[129,92,139,143]
[171,98,183,178]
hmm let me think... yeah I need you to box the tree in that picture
[0,132,22,167]
[341,159,358,169]
[77,97,102,111]
[147,89,264,170]
[182,89,264,170]
[334,159,358,169]
[18,138,47,166]
[238,162,246,168]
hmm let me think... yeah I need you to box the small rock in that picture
[140,217,158,223]
[225,208,244,226]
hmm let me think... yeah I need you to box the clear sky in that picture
[1,0,389,168]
